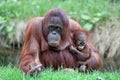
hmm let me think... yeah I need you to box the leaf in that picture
[8,32,14,39]
[1,31,6,35]
[80,14,91,21]
[0,26,4,30]
[91,17,100,24]
[83,23,93,31]
[94,11,107,17]
[5,26,13,32]
[94,12,103,17]
[0,16,6,24]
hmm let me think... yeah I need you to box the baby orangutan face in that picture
[75,32,87,51]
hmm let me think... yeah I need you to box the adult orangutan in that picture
[20,8,76,75]
[19,8,101,75]
[69,29,101,72]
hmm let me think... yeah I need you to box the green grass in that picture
[0,0,120,32]
[1,0,120,41]
[0,65,120,80]
[0,0,120,21]
[0,0,120,39]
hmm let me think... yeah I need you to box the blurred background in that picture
[0,0,120,71]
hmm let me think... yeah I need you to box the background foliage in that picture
[0,0,120,46]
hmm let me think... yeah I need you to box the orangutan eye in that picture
[56,27,61,31]
[48,26,54,31]
[80,41,86,46]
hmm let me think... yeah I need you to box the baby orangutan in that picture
[69,29,90,72]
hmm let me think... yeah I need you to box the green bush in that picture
[0,0,120,47]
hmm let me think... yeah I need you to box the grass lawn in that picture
[0,65,120,80]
